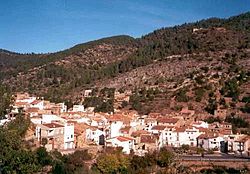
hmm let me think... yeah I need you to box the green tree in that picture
[175,89,189,102]
[36,147,52,166]
[7,110,31,137]
[96,153,130,174]
[0,84,12,119]
[41,137,48,147]
[157,148,175,168]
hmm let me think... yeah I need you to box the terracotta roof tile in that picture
[157,118,179,124]
[43,123,64,128]
[116,136,134,142]
[120,126,131,133]
[141,134,157,144]
[26,107,39,113]
[31,100,42,105]
[198,133,218,139]
[131,130,150,137]
[236,135,250,143]
[151,125,166,131]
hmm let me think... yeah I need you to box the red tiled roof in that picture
[148,113,162,118]
[157,118,179,124]
[180,108,195,114]
[198,133,218,139]
[144,118,157,123]
[31,100,42,105]
[26,107,39,113]
[67,120,77,124]
[120,126,131,133]
[197,127,209,132]
[174,127,186,132]
[116,136,134,142]
[219,129,232,135]
[131,130,150,137]
[74,123,89,134]
[43,123,64,128]
[141,134,157,144]
[236,135,250,143]
[15,102,28,106]
[151,125,166,131]
[108,114,123,121]
[67,111,81,115]
[87,126,98,131]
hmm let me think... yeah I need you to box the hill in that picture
[1,12,250,116]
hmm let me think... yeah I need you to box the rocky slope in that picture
[1,12,250,116]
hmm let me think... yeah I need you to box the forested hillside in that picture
[1,12,250,112]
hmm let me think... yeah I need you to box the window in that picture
[71,135,73,138]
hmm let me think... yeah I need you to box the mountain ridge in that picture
[1,12,250,116]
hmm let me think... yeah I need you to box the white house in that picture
[234,135,250,156]
[90,117,107,127]
[41,114,65,124]
[192,121,209,128]
[72,105,85,112]
[56,103,67,113]
[161,126,177,147]
[30,100,44,110]
[197,133,224,151]
[174,126,202,147]
[35,122,74,151]
[84,89,92,97]
[64,122,75,149]
[31,117,42,125]
[0,118,10,126]
[106,136,135,154]
[150,125,166,134]
[86,126,105,145]
[109,120,123,138]
[227,134,250,156]
[16,96,36,104]
[36,123,65,151]
[150,125,167,148]
[144,117,157,131]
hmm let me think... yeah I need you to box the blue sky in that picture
[0,0,249,53]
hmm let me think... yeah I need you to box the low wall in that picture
[181,160,250,171]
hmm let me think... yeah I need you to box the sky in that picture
[0,0,249,53]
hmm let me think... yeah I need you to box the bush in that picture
[157,148,175,167]
[225,115,249,128]
[241,103,250,113]
[242,96,250,103]
[175,89,189,102]
[204,116,221,123]
[195,88,205,102]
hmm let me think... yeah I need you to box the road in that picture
[180,153,250,162]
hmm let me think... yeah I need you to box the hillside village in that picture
[1,12,250,173]
[1,90,249,158]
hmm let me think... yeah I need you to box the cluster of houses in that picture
[1,92,250,157]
